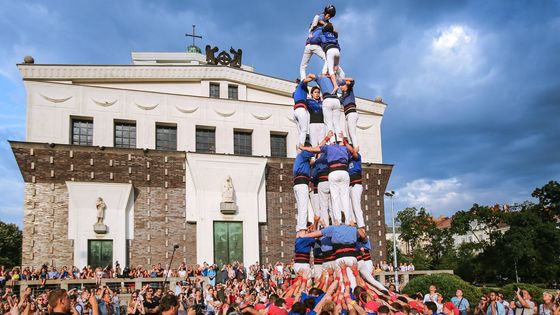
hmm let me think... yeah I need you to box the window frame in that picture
[270,132,287,158]
[70,117,94,146]
[233,129,252,156]
[114,120,137,148]
[195,126,216,153]
[209,82,220,98]
[155,123,178,151]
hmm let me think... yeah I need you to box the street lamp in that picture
[384,190,399,292]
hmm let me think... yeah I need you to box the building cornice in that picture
[17,64,387,115]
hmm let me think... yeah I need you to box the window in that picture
[228,85,238,100]
[196,127,216,153]
[270,133,287,157]
[114,121,136,148]
[156,124,177,151]
[71,118,93,146]
[213,221,243,267]
[209,82,220,98]
[234,130,252,155]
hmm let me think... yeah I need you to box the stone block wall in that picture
[259,158,392,264]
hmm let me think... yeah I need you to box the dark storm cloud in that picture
[0,0,558,223]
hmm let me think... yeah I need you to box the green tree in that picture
[397,207,435,252]
[0,221,22,268]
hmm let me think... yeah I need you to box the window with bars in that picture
[209,83,220,98]
[234,130,252,155]
[196,127,216,153]
[114,122,136,148]
[228,85,238,100]
[71,118,93,146]
[270,133,287,157]
[155,124,177,151]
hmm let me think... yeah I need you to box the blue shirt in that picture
[487,302,505,315]
[348,154,362,176]
[321,225,358,245]
[320,144,351,166]
[307,27,323,45]
[313,241,323,257]
[320,236,333,252]
[293,150,315,177]
[314,75,345,97]
[451,297,470,311]
[356,237,371,251]
[306,98,322,114]
[320,31,340,50]
[295,237,316,254]
[293,81,309,104]
[340,80,356,106]
[315,154,328,174]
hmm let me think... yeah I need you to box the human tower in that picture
[290,5,387,292]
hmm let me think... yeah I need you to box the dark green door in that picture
[88,240,113,268]
[213,222,243,266]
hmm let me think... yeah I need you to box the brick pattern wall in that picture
[11,141,391,267]
[11,142,195,268]
[259,158,393,265]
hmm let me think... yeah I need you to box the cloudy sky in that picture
[1,1,559,225]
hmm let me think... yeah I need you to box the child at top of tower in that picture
[309,4,336,35]
[320,22,342,94]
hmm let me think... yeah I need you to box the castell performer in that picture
[356,235,387,291]
[300,25,326,81]
[294,222,317,274]
[340,78,358,149]
[308,4,336,35]
[314,74,346,143]
[293,74,315,149]
[300,131,358,226]
[303,223,366,289]
[314,153,331,228]
[312,239,324,279]
[349,146,365,228]
[294,137,331,232]
[307,86,326,147]
[320,22,341,93]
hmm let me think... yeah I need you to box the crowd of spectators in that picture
[374,263,415,274]
[2,263,559,315]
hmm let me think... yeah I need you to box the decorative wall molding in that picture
[174,105,199,114]
[214,108,236,117]
[251,112,272,120]
[134,102,159,110]
[39,93,72,104]
[357,123,375,130]
[91,97,118,107]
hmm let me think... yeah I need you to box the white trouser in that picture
[345,112,359,148]
[293,262,310,275]
[328,170,350,225]
[317,181,331,227]
[300,44,326,80]
[322,98,341,142]
[325,48,340,76]
[309,123,326,147]
[294,183,309,231]
[336,256,358,289]
[350,184,365,227]
[310,191,320,217]
[358,260,387,291]
[313,264,323,279]
[322,260,337,273]
[294,107,309,145]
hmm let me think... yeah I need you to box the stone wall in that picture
[260,158,392,264]
[12,141,391,267]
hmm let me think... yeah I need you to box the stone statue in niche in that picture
[94,197,108,234]
[220,176,238,214]
[222,176,235,203]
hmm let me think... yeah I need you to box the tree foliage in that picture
[395,181,560,286]
[0,221,22,268]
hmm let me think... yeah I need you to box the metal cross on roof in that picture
[185,25,202,47]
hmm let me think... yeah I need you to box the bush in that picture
[501,283,544,304]
[403,273,482,304]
